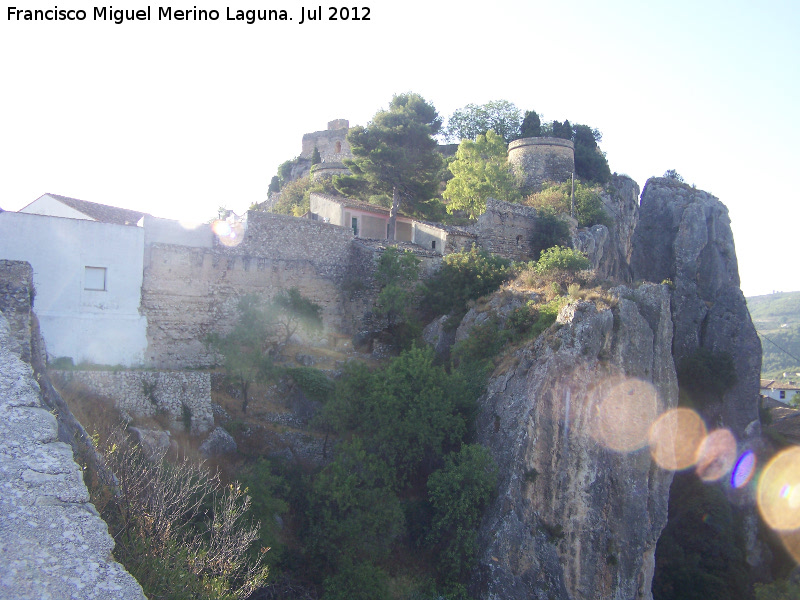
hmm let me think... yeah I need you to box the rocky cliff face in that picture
[573,174,640,282]
[471,284,677,600]
[630,177,761,439]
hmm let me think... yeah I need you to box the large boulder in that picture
[471,284,677,600]
[199,426,237,459]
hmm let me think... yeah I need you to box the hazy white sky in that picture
[1,0,797,297]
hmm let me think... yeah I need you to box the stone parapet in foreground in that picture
[0,312,145,600]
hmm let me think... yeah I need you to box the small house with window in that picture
[760,379,800,404]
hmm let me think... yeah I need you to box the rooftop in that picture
[38,193,149,226]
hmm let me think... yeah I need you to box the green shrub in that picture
[525,181,611,228]
[285,367,335,403]
[534,246,591,274]
[422,246,512,316]
[755,578,800,600]
[426,445,497,587]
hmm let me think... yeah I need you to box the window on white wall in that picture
[84,266,107,291]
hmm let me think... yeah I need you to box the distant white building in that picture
[0,194,149,366]
[760,379,800,404]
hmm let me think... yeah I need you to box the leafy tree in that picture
[755,578,800,600]
[206,296,276,413]
[520,110,541,138]
[374,246,421,333]
[206,291,322,412]
[530,209,571,260]
[427,444,497,586]
[443,129,521,218]
[268,175,280,194]
[539,120,611,183]
[445,100,522,143]
[533,246,591,274]
[310,146,321,166]
[270,287,323,347]
[319,346,473,485]
[334,93,443,239]
[551,119,573,140]
[306,438,404,571]
[791,392,800,408]
[421,246,512,317]
[573,124,611,184]
[267,175,337,217]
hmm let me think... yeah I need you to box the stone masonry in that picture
[0,308,145,599]
[507,137,575,192]
[52,370,214,433]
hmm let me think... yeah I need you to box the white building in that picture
[0,194,149,366]
[760,379,800,404]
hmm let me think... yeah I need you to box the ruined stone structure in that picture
[300,119,352,163]
[0,260,145,600]
[474,197,539,260]
[508,136,575,191]
[52,370,214,433]
[142,211,373,368]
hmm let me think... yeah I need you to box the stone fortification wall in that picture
[0,295,145,599]
[508,136,575,191]
[142,212,357,368]
[300,119,351,162]
[474,198,539,260]
[52,370,213,433]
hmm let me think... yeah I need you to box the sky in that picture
[1,0,798,297]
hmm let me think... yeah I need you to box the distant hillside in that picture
[746,291,800,378]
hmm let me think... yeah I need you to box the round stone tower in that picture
[507,137,575,191]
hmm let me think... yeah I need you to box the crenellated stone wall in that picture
[51,370,214,433]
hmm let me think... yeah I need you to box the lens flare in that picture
[212,219,244,247]
[757,446,800,531]
[695,429,737,482]
[648,408,707,471]
[590,378,660,453]
[731,450,756,489]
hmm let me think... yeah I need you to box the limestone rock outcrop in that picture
[630,177,761,438]
[572,174,640,282]
[472,284,677,600]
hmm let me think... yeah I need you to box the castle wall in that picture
[142,212,357,368]
[52,370,213,433]
[300,119,351,162]
[475,198,539,260]
[508,137,575,191]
